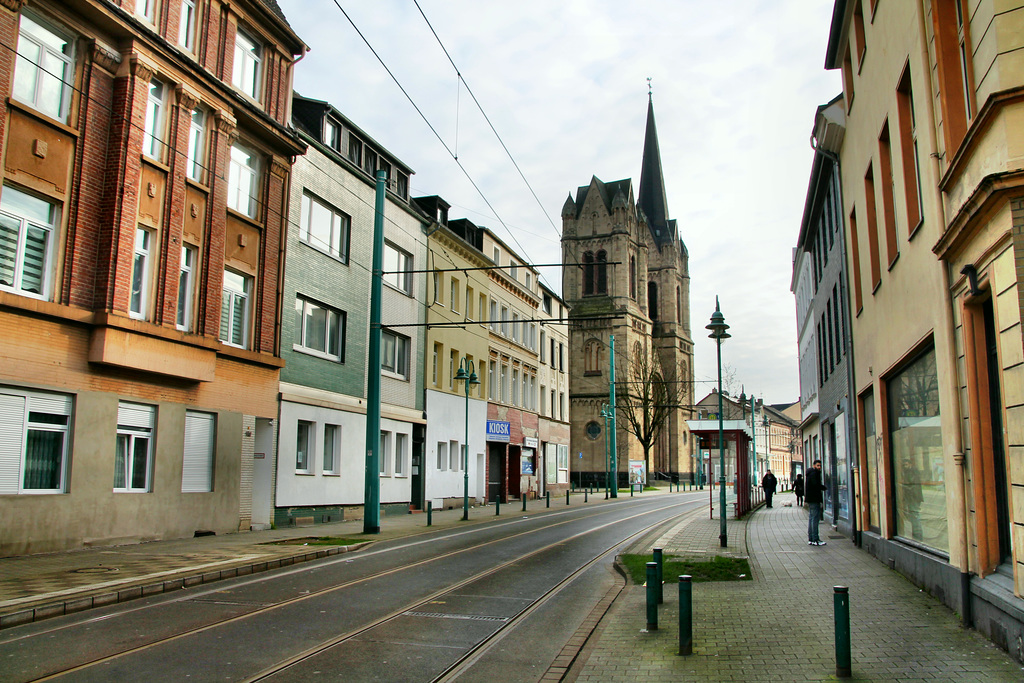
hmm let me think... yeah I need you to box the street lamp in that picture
[454,358,480,521]
[600,404,611,498]
[706,297,730,548]
[763,415,770,478]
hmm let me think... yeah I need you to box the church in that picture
[560,96,696,487]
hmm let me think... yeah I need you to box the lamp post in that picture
[600,404,611,498]
[454,358,480,521]
[763,415,770,479]
[706,298,730,548]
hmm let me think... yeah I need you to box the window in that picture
[896,66,923,235]
[466,286,474,319]
[630,257,636,299]
[395,433,407,476]
[501,363,509,403]
[362,149,376,176]
[450,278,459,313]
[479,293,487,325]
[382,330,409,378]
[379,431,390,476]
[323,424,339,474]
[432,343,441,385]
[584,340,603,375]
[300,192,350,261]
[512,368,520,406]
[551,389,556,418]
[510,261,518,280]
[888,347,946,550]
[347,134,362,166]
[449,349,457,390]
[432,271,442,304]
[540,385,547,416]
[176,244,196,331]
[489,299,498,332]
[493,247,500,265]
[559,392,566,421]
[501,306,510,337]
[849,209,863,313]
[0,185,57,299]
[0,388,71,494]
[220,270,251,348]
[296,420,313,472]
[294,296,345,361]
[143,79,166,160]
[186,107,206,182]
[512,311,520,342]
[14,13,74,123]
[934,0,975,152]
[383,242,412,294]
[135,0,156,22]
[179,0,197,50]
[228,144,260,218]
[540,331,546,363]
[396,172,409,199]
[129,228,153,320]
[323,119,340,150]
[852,0,866,67]
[115,402,155,492]
[449,439,460,471]
[182,410,215,493]
[583,251,594,294]
[842,47,855,112]
[559,343,565,372]
[862,390,879,530]
[525,273,532,291]
[437,441,448,470]
[864,164,881,291]
[878,122,898,267]
[488,360,496,400]
[596,251,608,294]
[232,28,262,100]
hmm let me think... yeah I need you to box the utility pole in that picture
[609,335,618,498]
[363,170,386,534]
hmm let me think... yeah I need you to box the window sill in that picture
[381,369,409,382]
[6,97,78,136]
[300,239,348,264]
[294,471,314,476]
[293,345,342,363]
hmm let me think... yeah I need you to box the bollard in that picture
[630,483,634,497]
[834,586,851,678]
[653,548,664,604]
[427,501,432,527]
[566,489,570,506]
[584,489,588,503]
[522,495,527,512]
[546,491,550,508]
[678,575,692,655]
[645,562,658,630]
[496,497,500,516]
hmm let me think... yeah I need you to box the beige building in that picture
[825,0,1024,659]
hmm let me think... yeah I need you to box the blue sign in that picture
[486,420,511,442]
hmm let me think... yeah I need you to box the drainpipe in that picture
[917,0,971,627]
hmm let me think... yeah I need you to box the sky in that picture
[276,0,841,405]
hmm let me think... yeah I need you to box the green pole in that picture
[834,586,852,677]
[678,575,693,655]
[653,547,664,604]
[717,336,726,547]
[645,562,658,630]
[362,170,386,534]
[750,394,756,505]
[426,500,432,526]
[609,336,618,498]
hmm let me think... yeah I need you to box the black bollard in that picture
[834,586,851,677]
[653,547,664,604]
[679,575,692,655]
[427,500,432,527]
[646,562,658,630]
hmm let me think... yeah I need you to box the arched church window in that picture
[677,286,682,322]
[583,252,595,295]
[630,256,636,300]
[584,339,603,375]
[648,281,659,320]
[596,251,608,294]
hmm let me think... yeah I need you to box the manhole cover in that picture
[70,566,119,574]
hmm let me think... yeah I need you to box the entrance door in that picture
[983,299,1012,565]
[508,445,521,499]
[251,418,274,529]
[488,443,505,502]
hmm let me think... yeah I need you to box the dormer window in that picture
[347,134,362,165]
[324,119,340,150]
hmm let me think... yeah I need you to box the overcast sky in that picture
[277,0,841,405]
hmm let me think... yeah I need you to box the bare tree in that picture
[615,342,687,478]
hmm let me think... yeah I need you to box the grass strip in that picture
[619,554,752,584]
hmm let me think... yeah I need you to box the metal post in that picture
[495,496,500,516]
[362,170,387,534]
[645,562,658,630]
[678,575,692,656]
[653,548,664,604]
[522,495,526,512]
[706,298,730,548]
[426,500,432,527]
[834,586,851,678]
[584,489,588,503]
[566,489,570,505]
[546,490,550,508]
[609,336,618,498]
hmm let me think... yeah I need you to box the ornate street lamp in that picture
[706,298,730,548]
[454,358,480,521]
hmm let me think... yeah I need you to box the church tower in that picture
[561,95,695,486]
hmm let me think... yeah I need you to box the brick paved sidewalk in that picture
[573,492,1023,682]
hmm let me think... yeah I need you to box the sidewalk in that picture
[572,491,1023,682]
[0,487,634,628]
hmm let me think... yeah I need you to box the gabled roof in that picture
[568,176,634,219]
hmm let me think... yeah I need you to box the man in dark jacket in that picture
[761,470,777,508]
[806,460,826,545]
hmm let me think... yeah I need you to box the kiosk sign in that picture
[486,420,511,442]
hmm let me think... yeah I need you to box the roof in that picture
[637,94,673,246]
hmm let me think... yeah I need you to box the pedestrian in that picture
[761,469,777,508]
[806,460,827,546]
[794,473,804,507]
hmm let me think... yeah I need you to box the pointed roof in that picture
[637,94,673,246]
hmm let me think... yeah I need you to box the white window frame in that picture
[179,0,197,50]
[0,388,72,494]
[449,439,459,471]
[323,423,339,474]
[512,368,520,406]
[296,419,313,473]
[186,107,206,182]
[176,244,197,331]
[182,410,215,493]
[0,185,58,300]
[324,119,340,150]
[143,79,166,160]
[220,269,251,348]
[382,242,412,294]
[450,278,459,314]
[294,296,345,361]
[228,143,260,218]
[14,13,74,123]
[115,402,155,493]
[436,441,447,471]
[232,27,262,101]
[379,430,391,476]
[129,227,153,320]
[488,361,496,400]
[300,191,350,261]
[381,329,409,379]
[135,0,157,23]
[394,432,407,477]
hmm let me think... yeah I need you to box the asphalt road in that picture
[0,492,707,683]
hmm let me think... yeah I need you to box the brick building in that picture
[0,0,304,554]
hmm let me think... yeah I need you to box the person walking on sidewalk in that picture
[761,469,777,508]
[806,460,826,545]
[794,473,804,507]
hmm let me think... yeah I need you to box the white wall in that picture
[424,389,487,506]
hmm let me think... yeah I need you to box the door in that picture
[488,443,505,503]
[508,445,521,499]
[251,418,274,529]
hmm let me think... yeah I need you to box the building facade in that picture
[561,96,695,487]
[0,0,304,554]
[273,95,428,527]
[825,0,1024,659]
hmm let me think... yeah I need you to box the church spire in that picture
[637,93,671,244]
